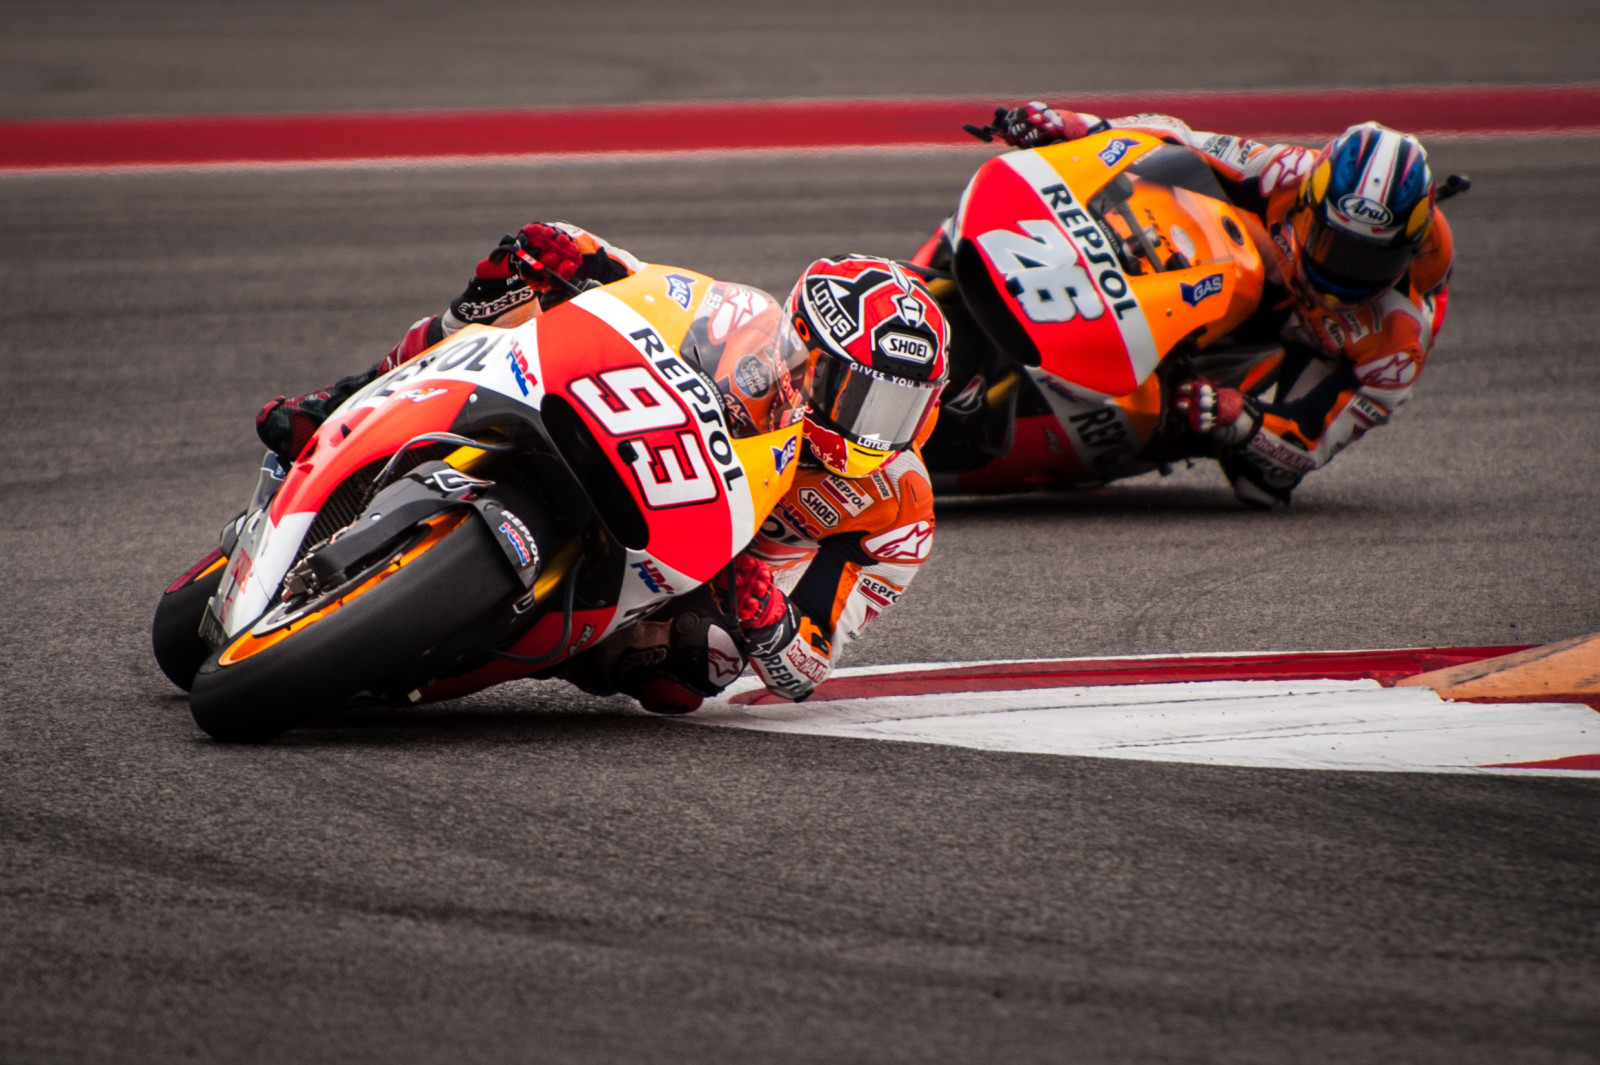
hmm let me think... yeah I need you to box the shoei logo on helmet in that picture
[1179,274,1224,307]
[1337,195,1394,227]
[1096,137,1141,167]
[878,331,936,364]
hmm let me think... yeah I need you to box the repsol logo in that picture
[1037,182,1139,321]
[629,327,745,491]
[1065,405,1135,473]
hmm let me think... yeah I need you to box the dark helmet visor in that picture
[806,356,941,451]
[1300,210,1420,291]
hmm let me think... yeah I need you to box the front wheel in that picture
[152,549,227,692]
[188,511,520,742]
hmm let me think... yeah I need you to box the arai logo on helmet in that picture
[1179,273,1224,307]
[1096,137,1141,167]
[878,331,935,364]
[1336,194,1395,227]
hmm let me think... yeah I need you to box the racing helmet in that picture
[785,256,950,478]
[1290,122,1435,309]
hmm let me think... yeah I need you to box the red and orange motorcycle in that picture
[910,127,1280,491]
[152,265,805,741]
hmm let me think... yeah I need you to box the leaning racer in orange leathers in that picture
[966,103,1459,507]
[255,224,948,710]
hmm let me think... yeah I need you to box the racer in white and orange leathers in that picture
[255,225,948,710]
[987,104,1457,506]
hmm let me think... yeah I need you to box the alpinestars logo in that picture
[864,521,933,562]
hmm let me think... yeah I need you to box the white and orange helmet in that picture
[785,256,950,478]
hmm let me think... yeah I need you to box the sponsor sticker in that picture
[1357,350,1419,389]
[1096,137,1141,167]
[1337,194,1394,228]
[498,521,532,567]
[798,487,841,529]
[876,330,936,364]
[863,521,933,562]
[821,476,872,516]
[734,354,772,398]
[858,575,903,608]
[805,277,859,340]
[630,559,676,594]
[665,273,696,310]
[394,387,451,403]
[1179,274,1224,307]
[771,435,797,475]
[505,341,535,396]
[706,626,744,687]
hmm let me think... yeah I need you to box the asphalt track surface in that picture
[3,4,1600,1064]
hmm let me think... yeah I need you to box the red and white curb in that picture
[4,82,1599,173]
[691,650,1600,776]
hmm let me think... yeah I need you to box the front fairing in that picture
[951,130,1265,400]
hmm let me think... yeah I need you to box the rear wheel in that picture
[188,511,520,742]
[152,549,227,692]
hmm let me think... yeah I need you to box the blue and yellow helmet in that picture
[1291,122,1435,309]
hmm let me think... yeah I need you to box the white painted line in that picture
[694,673,1600,777]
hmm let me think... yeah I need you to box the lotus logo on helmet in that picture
[805,277,858,340]
[878,331,935,364]
[1337,194,1394,227]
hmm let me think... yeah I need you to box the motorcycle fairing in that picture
[954,139,1162,398]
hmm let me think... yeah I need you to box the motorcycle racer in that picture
[961,103,1458,507]
[255,224,948,711]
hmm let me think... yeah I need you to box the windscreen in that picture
[680,281,808,440]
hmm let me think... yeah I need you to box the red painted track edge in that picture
[729,645,1536,706]
[5,83,1600,171]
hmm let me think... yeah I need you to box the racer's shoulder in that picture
[1409,206,1454,296]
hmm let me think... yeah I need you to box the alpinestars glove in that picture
[996,102,1087,149]
[1174,379,1262,448]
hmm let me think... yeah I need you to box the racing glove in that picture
[734,553,790,637]
[1173,379,1262,448]
[996,102,1088,149]
[446,224,580,327]
[254,369,377,463]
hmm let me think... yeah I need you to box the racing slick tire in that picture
[188,511,520,743]
[152,550,227,692]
